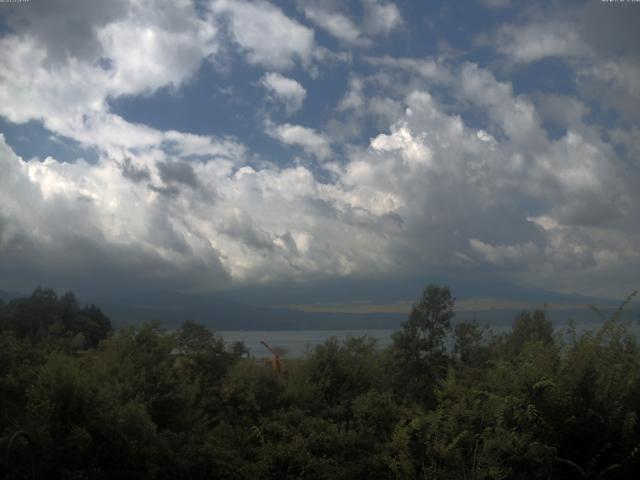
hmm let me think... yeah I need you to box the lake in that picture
[220,320,640,358]
[219,329,397,358]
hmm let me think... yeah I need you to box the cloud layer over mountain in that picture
[0,0,638,299]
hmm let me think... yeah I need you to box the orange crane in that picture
[260,341,282,373]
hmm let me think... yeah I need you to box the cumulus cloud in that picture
[490,22,586,63]
[267,123,332,160]
[260,73,307,115]
[326,59,637,295]
[212,0,315,70]
[0,133,230,293]
[485,4,640,122]
[0,0,638,299]
[578,58,640,123]
[2,55,638,296]
[300,0,402,47]
[470,239,539,268]
[370,123,432,167]
[0,0,221,161]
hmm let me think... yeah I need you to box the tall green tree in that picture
[390,284,455,405]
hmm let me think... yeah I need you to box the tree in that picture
[390,284,455,405]
[0,288,111,348]
[454,319,490,367]
[503,309,553,356]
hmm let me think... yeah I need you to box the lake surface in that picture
[219,329,397,358]
[220,320,640,358]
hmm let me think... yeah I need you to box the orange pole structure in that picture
[260,341,282,373]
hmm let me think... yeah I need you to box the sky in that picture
[0,0,639,304]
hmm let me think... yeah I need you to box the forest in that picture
[1,285,640,479]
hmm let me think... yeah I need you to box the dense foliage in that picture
[1,286,640,479]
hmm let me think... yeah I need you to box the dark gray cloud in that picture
[0,203,229,296]
[571,3,640,123]
[555,191,624,228]
[221,213,275,251]
[573,2,640,58]
[146,208,192,255]
[148,183,180,197]
[486,1,640,123]
[157,160,198,187]
[5,0,129,63]
[119,157,150,183]
[279,232,299,256]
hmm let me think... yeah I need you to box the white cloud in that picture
[583,59,640,100]
[368,97,404,125]
[212,0,315,70]
[362,0,403,36]
[302,5,369,46]
[578,58,640,122]
[0,134,232,292]
[325,60,638,295]
[370,123,432,167]
[1,1,638,298]
[0,0,221,159]
[1,132,405,288]
[364,55,455,84]
[2,59,638,296]
[267,123,332,161]
[478,0,511,8]
[486,8,640,123]
[490,22,586,63]
[299,1,401,47]
[533,93,589,130]
[457,63,547,149]
[338,76,366,111]
[470,239,539,268]
[260,73,307,115]
[98,14,217,96]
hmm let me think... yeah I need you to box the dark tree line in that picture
[0,287,110,348]
[1,286,639,479]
